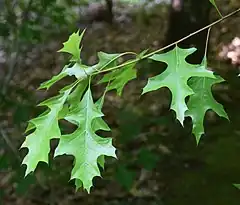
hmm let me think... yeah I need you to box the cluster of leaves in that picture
[21,30,230,192]
[143,49,229,144]
[20,0,239,193]
[21,32,119,193]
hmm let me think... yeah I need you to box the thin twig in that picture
[204,27,212,58]
[95,7,240,75]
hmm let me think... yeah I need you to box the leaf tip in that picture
[85,185,93,194]
[194,132,203,146]
[22,163,33,178]
[196,138,201,146]
[141,87,148,95]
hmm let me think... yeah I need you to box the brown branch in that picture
[96,7,240,75]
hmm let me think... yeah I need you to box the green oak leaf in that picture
[54,87,116,193]
[58,29,85,62]
[38,70,68,90]
[25,122,35,133]
[209,0,222,17]
[74,93,111,190]
[21,85,73,176]
[25,80,88,133]
[99,62,137,96]
[186,74,229,144]
[97,155,105,169]
[38,63,88,90]
[88,96,111,174]
[75,179,83,191]
[142,46,215,125]
[25,106,68,134]
[63,85,110,133]
[24,110,50,133]
[39,52,123,90]
[75,155,105,191]
[92,96,110,132]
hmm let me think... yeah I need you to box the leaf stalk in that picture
[94,7,240,75]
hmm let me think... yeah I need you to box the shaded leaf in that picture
[99,61,137,96]
[186,74,229,144]
[137,149,159,170]
[115,165,136,191]
[75,179,83,191]
[67,80,88,109]
[0,156,9,169]
[15,175,36,196]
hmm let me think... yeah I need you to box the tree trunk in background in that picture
[166,0,211,63]
[88,0,113,24]
[78,0,113,28]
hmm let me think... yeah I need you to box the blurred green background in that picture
[0,0,240,204]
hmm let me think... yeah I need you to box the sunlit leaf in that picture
[58,29,85,62]
[55,87,116,193]
[21,85,73,175]
[39,52,124,90]
[142,46,215,125]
